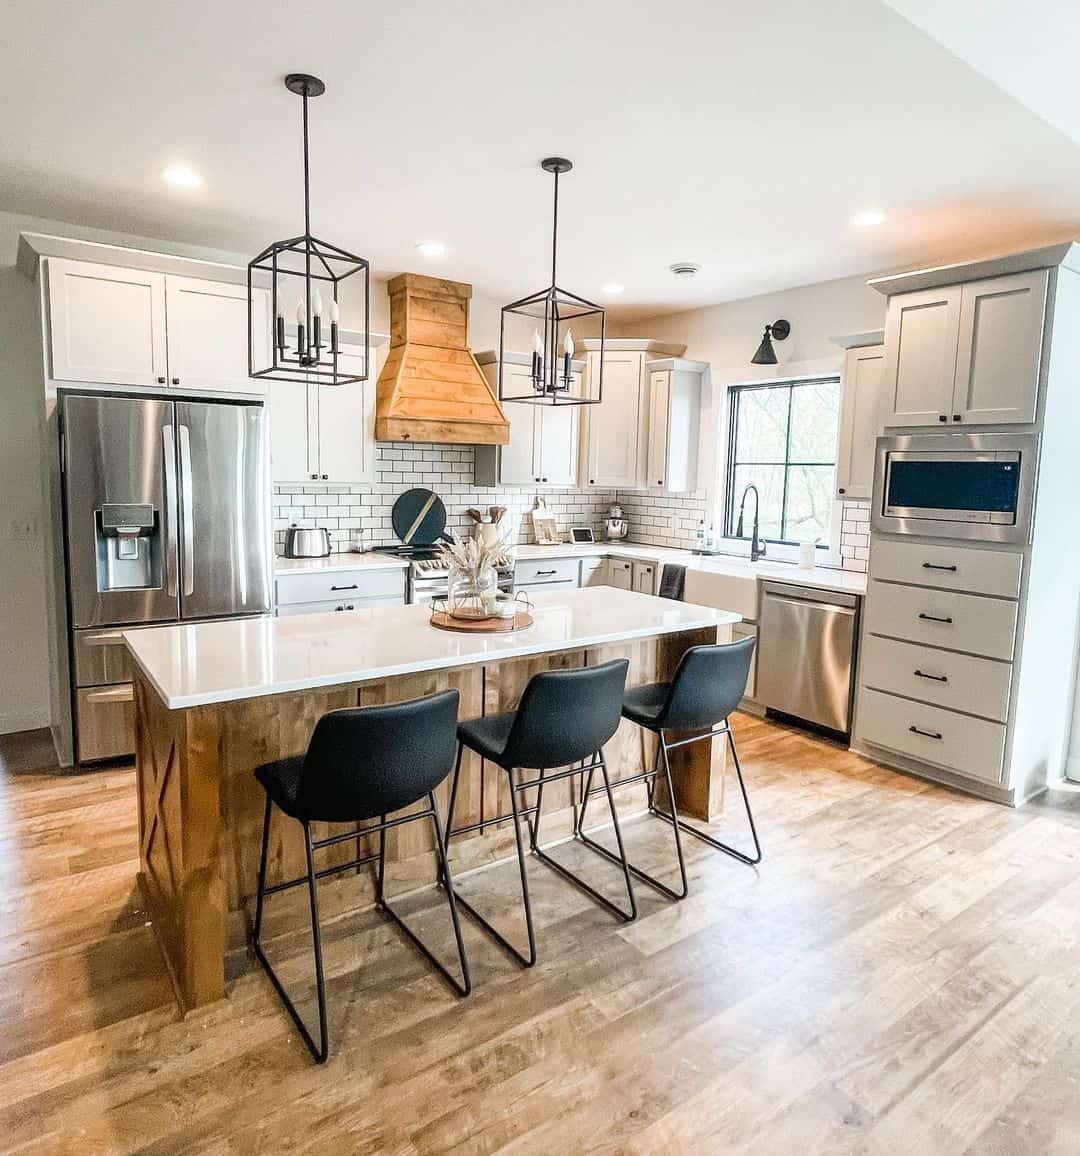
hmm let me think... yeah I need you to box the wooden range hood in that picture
[375,273,509,444]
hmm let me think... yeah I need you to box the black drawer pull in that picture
[922,562,957,572]
[534,569,557,576]
[909,725,943,740]
[914,669,948,683]
[918,612,953,624]
[330,584,359,591]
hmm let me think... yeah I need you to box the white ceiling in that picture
[2,0,1079,318]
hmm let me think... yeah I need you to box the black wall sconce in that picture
[751,319,791,366]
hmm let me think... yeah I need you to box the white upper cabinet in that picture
[47,258,168,387]
[45,257,270,396]
[644,359,704,492]
[882,270,1047,429]
[316,351,376,483]
[584,350,645,487]
[882,286,961,427]
[473,359,580,486]
[269,348,376,484]
[952,270,1046,425]
[536,400,578,486]
[164,275,269,394]
[835,343,885,500]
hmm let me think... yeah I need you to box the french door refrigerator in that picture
[60,391,272,763]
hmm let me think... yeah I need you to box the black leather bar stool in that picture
[444,659,635,967]
[250,690,471,1063]
[578,637,760,902]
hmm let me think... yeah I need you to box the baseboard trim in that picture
[849,738,1021,806]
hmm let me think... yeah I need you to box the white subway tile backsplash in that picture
[273,444,874,574]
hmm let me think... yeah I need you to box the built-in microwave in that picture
[871,432,1039,543]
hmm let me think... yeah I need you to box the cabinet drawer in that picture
[580,557,607,586]
[857,687,1005,785]
[865,580,1018,660]
[516,578,577,594]
[74,626,136,687]
[75,684,135,762]
[870,540,1022,598]
[275,567,405,606]
[275,594,399,617]
[860,634,1011,723]
[515,558,579,586]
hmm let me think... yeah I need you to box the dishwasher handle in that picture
[761,590,857,616]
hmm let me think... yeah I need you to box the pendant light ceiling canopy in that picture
[498,157,606,406]
[751,318,791,366]
[248,73,370,387]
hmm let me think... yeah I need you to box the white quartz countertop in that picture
[273,553,409,575]
[274,542,867,595]
[125,586,741,710]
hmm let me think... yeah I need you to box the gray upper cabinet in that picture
[952,270,1046,425]
[835,343,885,500]
[882,269,1047,428]
[882,285,961,427]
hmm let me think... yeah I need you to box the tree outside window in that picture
[724,377,841,546]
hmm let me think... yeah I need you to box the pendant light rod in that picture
[541,157,572,288]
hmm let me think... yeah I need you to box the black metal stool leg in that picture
[576,738,689,901]
[376,795,472,995]
[650,726,762,867]
[447,765,538,968]
[530,753,637,921]
[252,794,272,941]
[250,815,330,1064]
[439,742,466,887]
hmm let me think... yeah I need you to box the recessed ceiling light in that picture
[162,165,200,189]
[602,282,625,295]
[669,262,701,278]
[852,209,885,227]
[416,240,446,257]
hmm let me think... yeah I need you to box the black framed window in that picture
[724,377,841,546]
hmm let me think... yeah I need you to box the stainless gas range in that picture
[369,545,514,604]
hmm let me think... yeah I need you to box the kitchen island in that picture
[125,587,740,1012]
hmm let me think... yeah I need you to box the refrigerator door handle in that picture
[162,424,179,598]
[178,424,195,597]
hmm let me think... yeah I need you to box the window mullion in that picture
[779,384,794,541]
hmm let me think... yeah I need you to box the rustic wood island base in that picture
[127,588,739,1012]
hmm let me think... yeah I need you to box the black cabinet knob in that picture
[938,414,948,422]
[542,477,548,483]
[171,377,180,385]
[838,487,846,495]
[952,414,962,422]
[321,473,328,480]
[157,376,166,384]
[310,473,318,480]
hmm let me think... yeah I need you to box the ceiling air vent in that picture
[669,262,701,278]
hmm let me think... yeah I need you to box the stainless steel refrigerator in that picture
[60,391,272,762]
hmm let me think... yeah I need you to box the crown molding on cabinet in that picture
[830,330,885,350]
[868,242,1080,297]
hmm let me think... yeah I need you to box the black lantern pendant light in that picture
[750,318,791,366]
[248,74,370,386]
[498,157,605,406]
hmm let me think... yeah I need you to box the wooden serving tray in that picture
[429,610,534,634]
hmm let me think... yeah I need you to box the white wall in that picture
[613,274,886,526]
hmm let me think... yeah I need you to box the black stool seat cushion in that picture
[621,637,756,732]
[457,712,516,765]
[621,682,671,730]
[255,755,307,819]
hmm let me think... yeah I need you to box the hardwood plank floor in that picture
[2,716,1080,1154]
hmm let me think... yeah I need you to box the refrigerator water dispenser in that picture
[96,503,161,591]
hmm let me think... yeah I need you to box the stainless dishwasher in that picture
[756,581,859,734]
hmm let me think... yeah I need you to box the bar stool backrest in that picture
[503,659,630,770]
[657,637,756,731]
[297,689,460,822]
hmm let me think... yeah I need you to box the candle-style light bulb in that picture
[312,290,323,317]
[295,300,306,362]
[329,297,340,356]
[563,328,574,356]
[531,328,544,389]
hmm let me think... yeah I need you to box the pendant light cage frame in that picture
[248,73,370,387]
[499,158,605,406]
